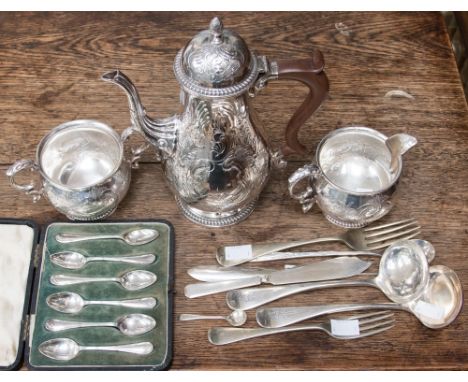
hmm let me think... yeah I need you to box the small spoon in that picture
[50,270,157,291]
[39,338,153,361]
[45,313,156,336]
[179,310,247,327]
[50,251,156,269]
[227,239,430,311]
[55,228,159,246]
[46,292,157,314]
[256,265,463,329]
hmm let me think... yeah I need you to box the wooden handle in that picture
[274,50,329,155]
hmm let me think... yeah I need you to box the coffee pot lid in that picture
[174,17,260,97]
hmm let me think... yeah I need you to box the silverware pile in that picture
[180,219,463,345]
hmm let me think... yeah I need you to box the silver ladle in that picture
[227,239,432,311]
[50,270,157,291]
[50,251,156,269]
[45,313,156,336]
[55,228,159,246]
[179,310,247,327]
[46,292,157,314]
[256,265,463,329]
[39,338,154,361]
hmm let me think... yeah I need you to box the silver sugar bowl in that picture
[288,126,417,228]
[102,16,329,227]
[6,120,146,220]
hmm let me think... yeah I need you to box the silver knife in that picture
[184,257,371,298]
[188,265,297,282]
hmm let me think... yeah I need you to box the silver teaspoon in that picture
[179,310,247,327]
[39,338,153,361]
[50,270,157,291]
[46,292,157,314]
[45,313,156,336]
[55,228,159,246]
[50,251,156,269]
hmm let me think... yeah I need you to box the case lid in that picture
[0,219,38,370]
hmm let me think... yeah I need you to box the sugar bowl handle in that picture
[121,126,150,169]
[273,50,329,155]
[288,164,319,213]
[6,159,44,202]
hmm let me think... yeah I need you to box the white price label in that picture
[414,300,445,320]
[223,245,253,262]
[330,319,360,336]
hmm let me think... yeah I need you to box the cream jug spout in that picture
[386,133,417,174]
[102,70,177,158]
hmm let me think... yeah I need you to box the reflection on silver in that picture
[289,126,417,228]
[6,120,146,221]
[101,17,325,227]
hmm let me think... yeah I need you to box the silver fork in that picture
[208,310,395,345]
[217,218,420,266]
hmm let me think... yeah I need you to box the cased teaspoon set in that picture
[0,16,463,370]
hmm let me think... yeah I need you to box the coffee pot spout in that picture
[102,70,177,157]
[386,133,417,174]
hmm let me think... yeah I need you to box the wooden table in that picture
[1,12,467,370]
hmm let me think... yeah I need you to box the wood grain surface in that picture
[0,12,467,370]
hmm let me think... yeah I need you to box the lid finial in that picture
[209,17,223,42]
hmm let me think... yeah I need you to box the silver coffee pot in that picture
[102,17,329,226]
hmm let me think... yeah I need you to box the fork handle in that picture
[217,237,342,267]
[256,303,403,328]
[208,324,325,345]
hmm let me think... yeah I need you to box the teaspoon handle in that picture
[179,314,225,321]
[87,297,157,309]
[55,233,120,244]
[50,274,116,286]
[226,279,378,311]
[45,319,114,332]
[256,302,401,328]
[88,254,156,265]
[81,342,154,355]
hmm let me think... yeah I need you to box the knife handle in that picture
[184,276,263,298]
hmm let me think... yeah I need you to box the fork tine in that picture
[354,324,395,339]
[368,231,421,250]
[359,317,395,331]
[366,226,421,245]
[364,218,416,232]
[364,220,419,238]
[337,310,392,321]
[358,313,394,326]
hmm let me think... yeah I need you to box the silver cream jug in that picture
[102,17,329,226]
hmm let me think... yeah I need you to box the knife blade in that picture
[188,265,295,282]
[184,257,371,298]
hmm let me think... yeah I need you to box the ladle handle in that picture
[6,159,44,202]
[270,51,329,155]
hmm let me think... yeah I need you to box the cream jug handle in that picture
[266,50,329,155]
[288,164,319,213]
[6,159,44,202]
[121,126,151,169]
